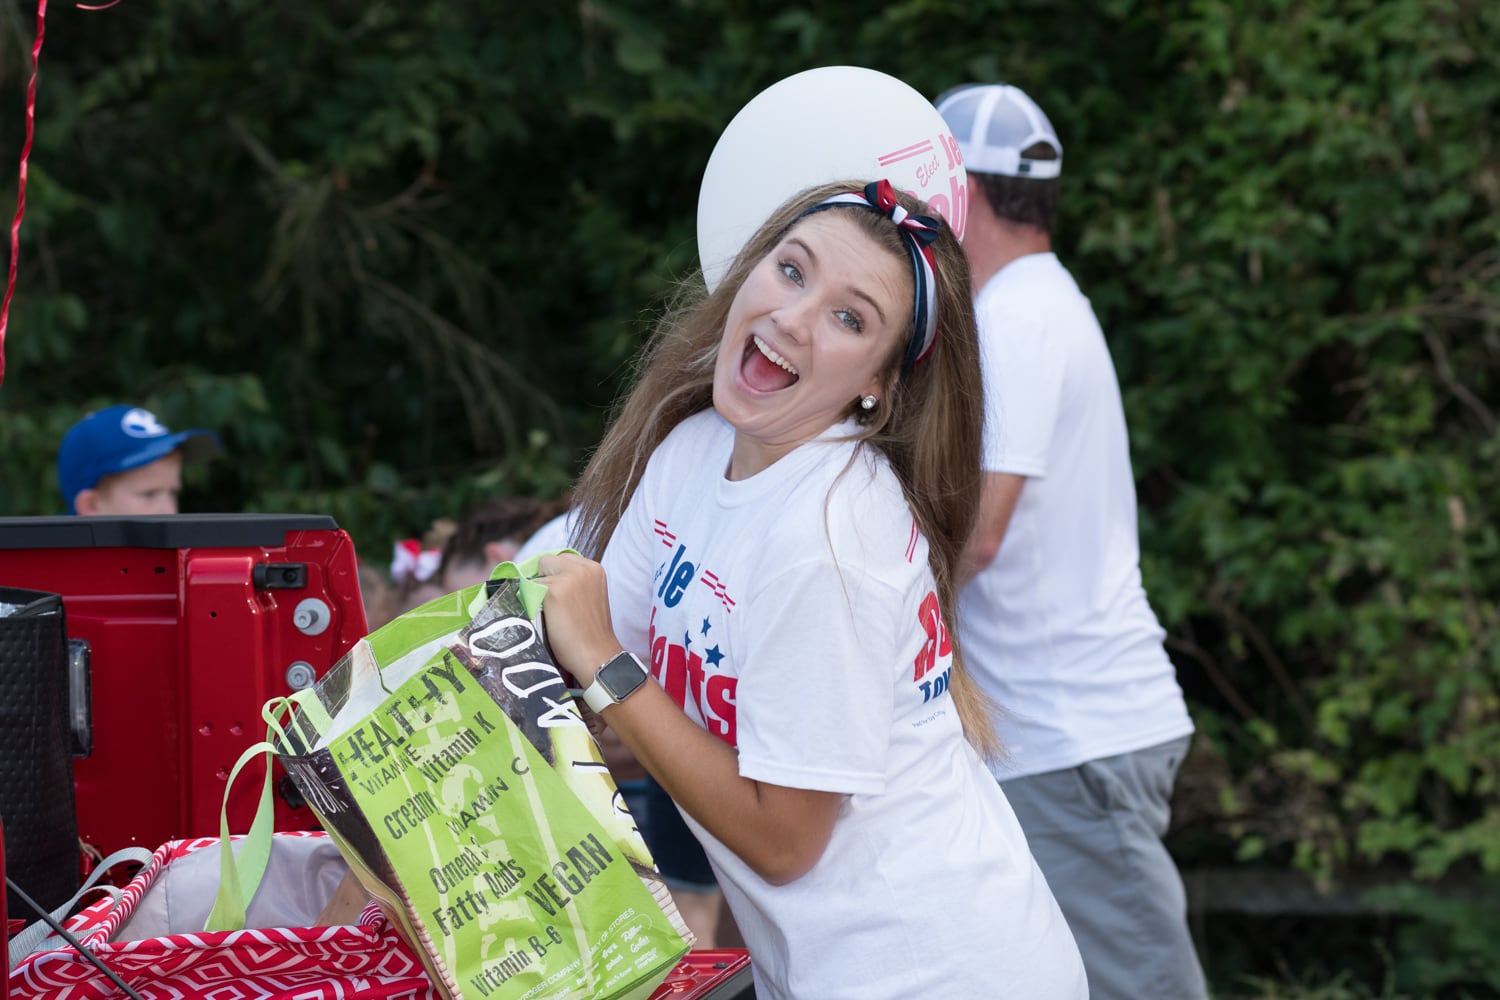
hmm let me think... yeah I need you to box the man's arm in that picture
[958,472,1026,586]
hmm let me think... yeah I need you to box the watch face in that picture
[599,652,647,701]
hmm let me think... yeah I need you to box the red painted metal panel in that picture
[648,949,754,999]
[0,517,368,857]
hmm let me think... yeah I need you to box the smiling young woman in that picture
[710,211,910,480]
[536,179,1087,1000]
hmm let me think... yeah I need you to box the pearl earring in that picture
[860,395,877,411]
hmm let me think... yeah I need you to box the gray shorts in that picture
[1001,736,1207,1000]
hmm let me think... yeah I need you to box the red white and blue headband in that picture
[795,179,941,377]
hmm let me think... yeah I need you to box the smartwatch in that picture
[582,651,649,713]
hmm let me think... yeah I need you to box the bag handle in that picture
[202,693,306,932]
[6,846,152,968]
[468,550,576,619]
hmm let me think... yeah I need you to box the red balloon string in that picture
[0,0,48,387]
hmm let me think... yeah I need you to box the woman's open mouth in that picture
[741,334,799,392]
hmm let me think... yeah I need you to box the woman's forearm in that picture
[598,681,839,886]
[537,549,840,883]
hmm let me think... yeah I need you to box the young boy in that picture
[56,404,219,515]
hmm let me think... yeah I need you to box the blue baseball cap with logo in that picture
[57,405,221,513]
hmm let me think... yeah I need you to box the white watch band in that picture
[581,676,616,714]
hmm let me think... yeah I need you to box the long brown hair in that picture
[573,179,999,756]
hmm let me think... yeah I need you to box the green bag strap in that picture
[203,739,277,932]
[277,683,334,738]
[465,549,579,619]
[203,693,313,932]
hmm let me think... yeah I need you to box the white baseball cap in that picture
[935,83,1062,180]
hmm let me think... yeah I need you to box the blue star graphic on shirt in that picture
[705,645,724,667]
[683,630,693,650]
[701,617,712,636]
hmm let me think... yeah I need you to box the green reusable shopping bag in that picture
[209,555,690,1000]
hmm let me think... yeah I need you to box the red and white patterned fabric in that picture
[7,833,438,1000]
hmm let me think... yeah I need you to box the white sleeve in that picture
[601,482,659,661]
[732,558,896,796]
[978,302,1065,477]
[514,510,576,562]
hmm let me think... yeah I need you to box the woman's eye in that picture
[778,259,803,285]
[835,309,864,332]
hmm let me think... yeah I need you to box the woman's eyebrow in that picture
[850,286,887,325]
[788,236,888,325]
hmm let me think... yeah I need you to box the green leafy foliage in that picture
[2,0,1498,992]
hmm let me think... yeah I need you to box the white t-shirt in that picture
[603,410,1086,1000]
[515,509,576,562]
[961,253,1193,779]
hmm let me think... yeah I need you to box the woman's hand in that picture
[535,551,626,688]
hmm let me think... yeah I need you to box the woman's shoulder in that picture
[644,409,731,481]
[656,408,731,457]
[816,447,928,575]
[823,444,906,517]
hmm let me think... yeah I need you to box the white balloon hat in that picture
[696,65,968,292]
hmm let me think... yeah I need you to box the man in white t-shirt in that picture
[936,83,1207,1000]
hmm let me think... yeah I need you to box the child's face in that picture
[79,452,184,515]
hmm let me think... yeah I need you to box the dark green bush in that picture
[1,1,1496,992]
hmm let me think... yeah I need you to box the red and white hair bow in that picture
[390,539,441,584]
